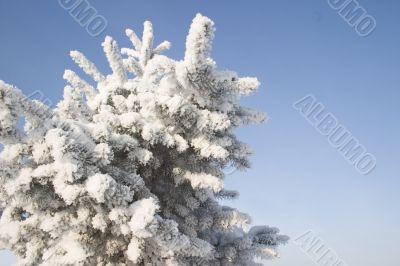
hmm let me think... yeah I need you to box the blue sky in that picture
[0,1,399,265]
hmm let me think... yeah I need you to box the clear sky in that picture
[0,1,399,265]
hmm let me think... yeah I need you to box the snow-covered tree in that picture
[0,14,287,265]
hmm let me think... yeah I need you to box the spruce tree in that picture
[0,14,287,265]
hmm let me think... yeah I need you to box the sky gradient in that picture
[0,1,399,265]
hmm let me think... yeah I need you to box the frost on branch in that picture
[0,14,287,265]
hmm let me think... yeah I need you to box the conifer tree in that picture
[0,14,287,265]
